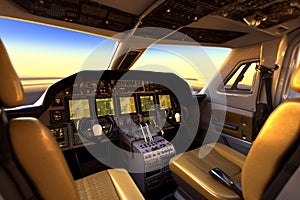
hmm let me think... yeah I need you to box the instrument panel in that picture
[39,70,185,149]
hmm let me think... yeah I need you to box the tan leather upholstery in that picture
[170,143,245,200]
[76,170,119,200]
[0,39,24,107]
[9,118,145,200]
[107,169,145,200]
[170,65,300,199]
[76,169,145,200]
[291,64,300,92]
[9,118,80,200]
[242,99,300,200]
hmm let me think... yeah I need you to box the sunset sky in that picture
[0,17,230,85]
[0,17,116,78]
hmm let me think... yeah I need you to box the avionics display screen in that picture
[120,97,136,114]
[68,99,91,120]
[158,95,172,109]
[140,96,155,112]
[96,98,115,116]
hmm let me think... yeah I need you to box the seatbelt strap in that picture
[261,142,300,200]
[254,65,279,136]
[0,108,37,200]
[257,64,279,115]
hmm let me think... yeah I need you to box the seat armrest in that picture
[209,168,243,199]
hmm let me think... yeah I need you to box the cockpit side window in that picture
[222,61,258,93]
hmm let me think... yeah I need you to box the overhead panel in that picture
[10,0,300,44]
[11,0,138,32]
[167,28,247,44]
[215,0,300,29]
[136,0,300,44]
[90,0,155,15]
[139,0,234,30]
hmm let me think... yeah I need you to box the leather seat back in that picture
[0,39,80,199]
[242,65,300,200]
[9,118,80,200]
[0,40,24,108]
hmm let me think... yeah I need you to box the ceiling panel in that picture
[91,0,155,15]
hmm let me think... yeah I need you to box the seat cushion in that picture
[76,169,144,200]
[170,143,246,200]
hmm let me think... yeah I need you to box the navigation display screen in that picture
[96,98,115,116]
[69,99,91,120]
[140,96,155,112]
[120,97,136,114]
[159,95,172,109]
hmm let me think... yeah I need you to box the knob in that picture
[92,124,102,136]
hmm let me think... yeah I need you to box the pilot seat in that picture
[0,39,144,199]
[169,63,300,199]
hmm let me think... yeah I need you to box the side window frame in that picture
[285,43,300,99]
[273,30,300,106]
[219,60,259,94]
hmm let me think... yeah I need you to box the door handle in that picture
[223,122,239,131]
[212,121,239,131]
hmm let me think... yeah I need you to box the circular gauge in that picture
[50,110,63,124]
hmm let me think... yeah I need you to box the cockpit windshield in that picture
[0,17,118,79]
[0,17,231,103]
[0,17,118,104]
[131,44,231,92]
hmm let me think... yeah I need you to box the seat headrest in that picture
[291,63,300,93]
[0,39,24,108]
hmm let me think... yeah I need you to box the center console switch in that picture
[130,136,176,192]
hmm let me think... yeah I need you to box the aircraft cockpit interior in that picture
[0,0,299,199]
[36,70,200,194]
